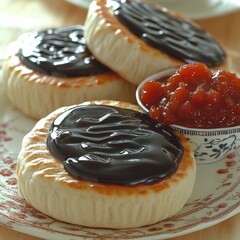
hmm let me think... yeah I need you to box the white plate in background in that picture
[66,0,240,19]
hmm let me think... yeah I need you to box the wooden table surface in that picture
[0,0,239,239]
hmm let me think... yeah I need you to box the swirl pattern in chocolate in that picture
[111,0,225,67]
[47,105,183,185]
[19,25,110,77]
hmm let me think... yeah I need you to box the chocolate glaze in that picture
[47,105,183,185]
[19,25,109,77]
[111,0,226,67]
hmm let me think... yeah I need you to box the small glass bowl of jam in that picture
[136,63,240,163]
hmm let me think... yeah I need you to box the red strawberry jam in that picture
[140,63,240,128]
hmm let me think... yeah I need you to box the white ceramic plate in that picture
[66,0,240,20]
[0,76,240,239]
[153,0,240,19]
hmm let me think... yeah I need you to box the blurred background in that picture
[0,0,240,56]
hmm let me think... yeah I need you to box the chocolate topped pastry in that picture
[47,105,183,185]
[84,0,227,85]
[111,0,225,67]
[17,100,196,229]
[19,25,109,77]
[2,25,136,119]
